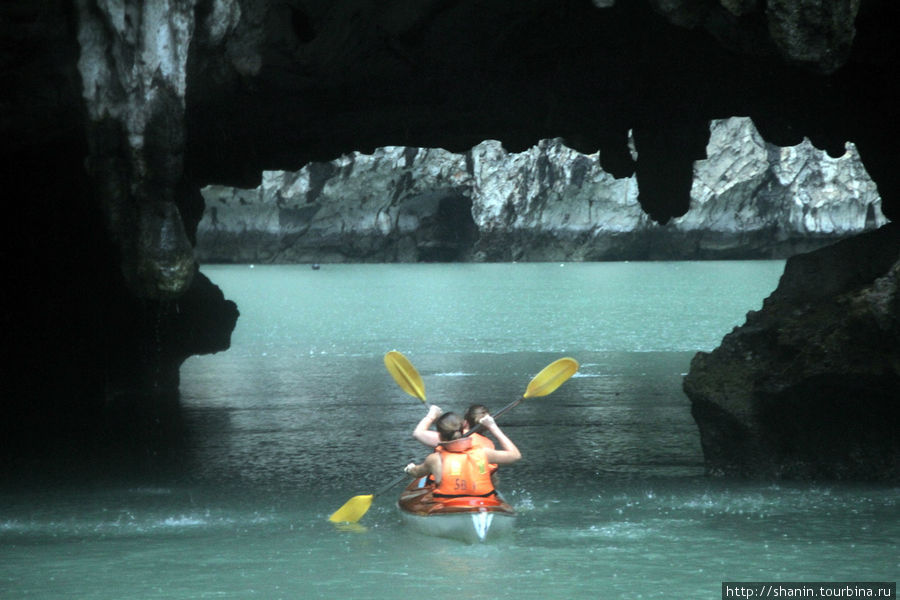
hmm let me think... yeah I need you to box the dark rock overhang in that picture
[184,0,899,227]
[0,0,897,471]
[3,1,898,292]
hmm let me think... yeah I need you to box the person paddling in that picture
[403,413,520,497]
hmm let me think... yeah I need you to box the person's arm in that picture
[479,415,521,465]
[404,453,442,483]
[412,405,442,447]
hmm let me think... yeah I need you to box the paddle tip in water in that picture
[328,494,374,524]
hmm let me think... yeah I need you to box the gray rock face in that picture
[683,223,899,480]
[74,0,203,299]
[197,117,885,263]
[676,117,884,256]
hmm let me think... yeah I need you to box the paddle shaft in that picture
[374,473,410,498]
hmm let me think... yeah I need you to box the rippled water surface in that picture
[2,263,896,599]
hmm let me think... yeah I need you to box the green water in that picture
[2,263,896,599]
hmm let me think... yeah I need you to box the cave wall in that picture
[1,0,897,473]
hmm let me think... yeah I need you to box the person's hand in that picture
[427,405,443,420]
[404,463,417,475]
[477,415,496,429]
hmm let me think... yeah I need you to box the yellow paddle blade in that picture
[524,357,579,398]
[384,351,426,402]
[328,494,374,523]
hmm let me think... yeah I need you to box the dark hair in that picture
[464,404,489,428]
[436,412,465,441]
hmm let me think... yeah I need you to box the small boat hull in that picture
[397,477,515,543]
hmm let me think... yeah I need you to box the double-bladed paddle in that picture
[328,353,579,524]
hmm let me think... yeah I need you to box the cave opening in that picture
[417,194,477,262]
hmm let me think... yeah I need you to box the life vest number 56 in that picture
[453,478,470,491]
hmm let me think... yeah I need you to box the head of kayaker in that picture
[464,404,488,426]
[436,412,466,440]
[463,404,496,448]
[404,412,521,495]
[412,404,497,449]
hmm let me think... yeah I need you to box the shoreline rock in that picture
[683,223,900,481]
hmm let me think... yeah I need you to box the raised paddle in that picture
[467,356,580,436]
[328,356,579,524]
[383,350,426,403]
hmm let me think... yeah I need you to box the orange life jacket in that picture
[470,432,495,450]
[469,432,498,473]
[434,439,495,498]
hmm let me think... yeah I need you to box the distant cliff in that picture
[197,117,885,263]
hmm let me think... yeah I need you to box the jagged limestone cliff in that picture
[197,118,885,262]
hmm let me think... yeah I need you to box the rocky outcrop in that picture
[197,118,885,262]
[678,116,884,257]
[75,0,198,298]
[683,223,900,480]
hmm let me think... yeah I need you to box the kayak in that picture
[397,476,515,543]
